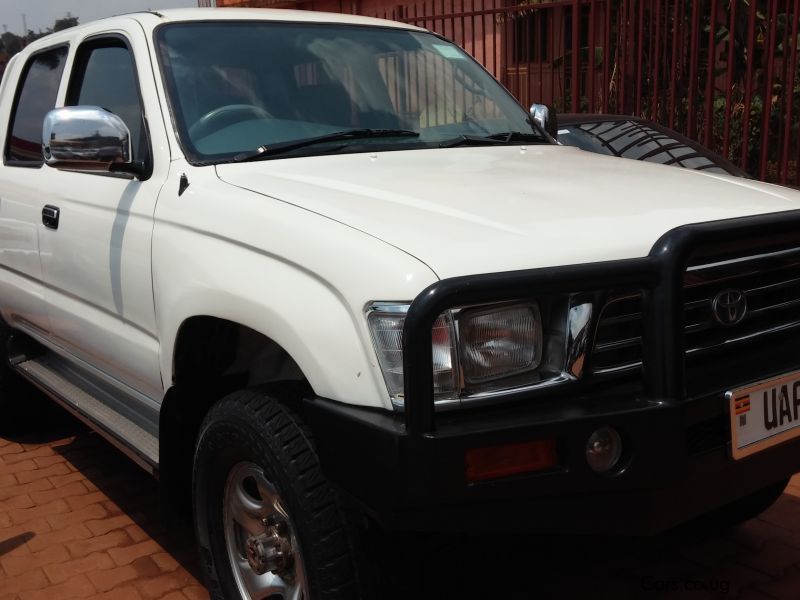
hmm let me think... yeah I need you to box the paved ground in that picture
[5,404,800,599]
[0,407,208,600]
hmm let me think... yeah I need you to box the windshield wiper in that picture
[233,129,420,161]
[486,131,549,142]
[439,131,548,148]
[439,134,509,148]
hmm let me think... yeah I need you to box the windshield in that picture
[155,21,542,163]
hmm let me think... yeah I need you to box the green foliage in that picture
[543,0,799,182]
[53,17,79,32]
[0,15,80,79]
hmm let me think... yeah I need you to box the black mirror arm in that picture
[109,160,147,179]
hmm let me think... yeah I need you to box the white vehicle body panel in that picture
[0,51,58,335]
[153,160,437,409]
[0,7,798,419]
[37,20,171,401]
[217,146,800,279]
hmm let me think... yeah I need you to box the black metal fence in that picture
[360,0,800,185]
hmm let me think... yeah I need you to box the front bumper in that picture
[300,211,800,535]
[301,384,800,535]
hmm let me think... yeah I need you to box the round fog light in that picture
[586,427,623,473]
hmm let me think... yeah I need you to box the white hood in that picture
[216,145,800,279]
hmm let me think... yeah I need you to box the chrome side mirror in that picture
[530,104,558,140]
[42,106,142,176]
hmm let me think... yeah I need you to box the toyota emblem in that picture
[712,289,747,326]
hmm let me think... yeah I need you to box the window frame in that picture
[3,43,70,169]
[65,33,153,180]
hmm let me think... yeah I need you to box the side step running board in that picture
[14,356,159,475]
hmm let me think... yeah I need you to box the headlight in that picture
[458,304,542,384]
[369,299,565,407]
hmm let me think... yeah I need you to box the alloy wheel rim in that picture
[223,461,308,600]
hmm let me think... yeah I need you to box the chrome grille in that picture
[593,294,643,373]
[592,248,800,374]
[684,248,800,355]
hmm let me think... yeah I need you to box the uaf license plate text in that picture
[728,370,800,460]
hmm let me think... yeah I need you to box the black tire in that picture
[692,478,789,532]
[193,388,365,599]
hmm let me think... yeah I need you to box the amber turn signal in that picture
[465,439,558,483]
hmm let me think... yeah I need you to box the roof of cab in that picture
[148,7,422,30]
[19,7,424,57]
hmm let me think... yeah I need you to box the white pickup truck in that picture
[2,7,800,599]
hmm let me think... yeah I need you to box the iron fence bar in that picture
[741,0,757,174]
[777,0,790,185]
[652,0,662,121]
[687,0,700,139]
[571,0,580,111]
[792,0,800,186]
[635,0,644,115]
[528,5,535,107]
[780,0,798,185]
[588,0,596,112]
[602,0,610,112]
[759,0,778,180]
[534,12,552,102]
[552,7,558,107]
[620,0,628,113]
[668,0,679,128]
[722,0,736,161]
[703,0,717,149]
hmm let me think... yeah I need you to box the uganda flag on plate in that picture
[735,396,751,415]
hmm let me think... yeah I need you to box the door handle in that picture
[42,205,60,229]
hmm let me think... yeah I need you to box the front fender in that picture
[152,167,437,410]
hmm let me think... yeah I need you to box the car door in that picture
[0,45,69,336]
[39,28,167,403]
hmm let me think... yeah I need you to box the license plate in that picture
[728,370,800,460]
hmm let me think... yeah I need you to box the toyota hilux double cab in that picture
[2,7,800,599]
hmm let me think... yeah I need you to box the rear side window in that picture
[5,46,68,164]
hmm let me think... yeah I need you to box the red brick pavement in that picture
[0,409,209,600]
[5,406,800,599]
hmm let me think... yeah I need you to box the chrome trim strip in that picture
[686,319,800,355]
[687,246,800,272]
[596,316,800,366]
[746,275,800,295]
[461,374,574,403]
[685,298,711,309]
[593,361,642,375]
[746,297,800,317]
[595,336,641,352]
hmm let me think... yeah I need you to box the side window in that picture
[5,46,68,164]
[67,41,147,161]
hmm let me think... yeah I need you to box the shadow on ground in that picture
[10,401,797,599]
[4,402,205,583]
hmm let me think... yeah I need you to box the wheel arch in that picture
[158,315,313,516]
